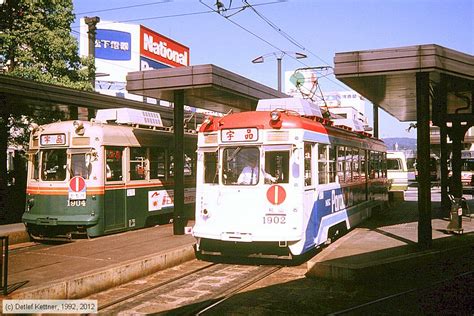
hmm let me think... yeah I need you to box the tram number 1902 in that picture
[263,215,286,224]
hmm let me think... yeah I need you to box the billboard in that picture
[95,29,131,61]
[140,26,189,68]
[80,19,190,85]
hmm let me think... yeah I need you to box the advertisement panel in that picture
[140,25,189,68]
[95,29,131,61]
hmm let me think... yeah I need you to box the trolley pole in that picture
[173,90,185,235]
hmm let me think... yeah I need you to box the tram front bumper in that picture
[22,213,99,226]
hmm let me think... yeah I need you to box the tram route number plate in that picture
[68,176,86,201]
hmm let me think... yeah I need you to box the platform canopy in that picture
[0,74,181,122]
[126,64,288,113]
[334,44,473,122]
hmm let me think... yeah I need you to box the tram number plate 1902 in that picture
[263,215,286,224]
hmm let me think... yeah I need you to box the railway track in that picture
[98,261,282,314]
[329,270,474,315]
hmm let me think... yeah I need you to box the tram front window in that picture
[265,150,289,183]
[71,154,90,179]
[222,147,260,185]
[41,149,67,181]
[222,146,280,185]
[203,151,218,184]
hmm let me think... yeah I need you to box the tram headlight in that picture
[26,198,35,212]
[203,116,214,126]
[28,123,41,137]
[201,208,210,218]
[270,110,281,122]
[73,120,85,135]
[28,123,39,133]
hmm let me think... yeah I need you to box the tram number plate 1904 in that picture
[263,215,286,224]
[67,200,86,207]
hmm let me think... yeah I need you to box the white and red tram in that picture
[193,98,388,258]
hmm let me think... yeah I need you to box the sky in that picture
[72,0,474,139]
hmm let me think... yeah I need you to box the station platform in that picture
[0,191,472,303]
[1,223,196,300]
[307,195,474,281]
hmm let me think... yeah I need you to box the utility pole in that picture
[84,16,100,120]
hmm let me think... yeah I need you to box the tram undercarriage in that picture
[195,238,294,260]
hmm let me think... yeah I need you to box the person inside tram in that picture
[238,155,276,185]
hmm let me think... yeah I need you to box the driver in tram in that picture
[237,155,276,185]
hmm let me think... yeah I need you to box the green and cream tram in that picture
[23,108,197,240]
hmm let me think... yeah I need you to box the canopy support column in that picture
[173,90,185,235]
[416,72,432,249]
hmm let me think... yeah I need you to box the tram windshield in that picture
[221,146,288,185]
[41,149,67,181]
[223,146,260,185]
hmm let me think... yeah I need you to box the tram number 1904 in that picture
[263,215,286,224]
[67,200,86,207]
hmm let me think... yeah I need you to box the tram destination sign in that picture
[40,134,67,146]
[221,128,258,143]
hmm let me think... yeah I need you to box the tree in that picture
[0,0,94,222]
[1,0,94,88]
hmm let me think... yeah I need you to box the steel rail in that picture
[98,262,217,311]
[194,265,282,315]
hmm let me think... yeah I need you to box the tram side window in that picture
[105,147,123,181]
[352,148,360,181]
[184,151,196,177]
[150,148,166,179]
[30,151,39,180]
[265,150,289,184]
[346,147,354,182]
[382,152,387,178]
[168,151,195,178]
[318,144,328,184]
[360,149,367,180]
[130,147,147,180]
[204,151,218,184]
[41,149,67,181]
[304,143,312,186]
[369,151,381,179]
[169,153,174,178]
[328,145,337,183]
[71,154,89,179]
[337,146,346,183]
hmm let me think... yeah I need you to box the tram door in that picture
[104,147,127,232]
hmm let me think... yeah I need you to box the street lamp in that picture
[252,51,307,92]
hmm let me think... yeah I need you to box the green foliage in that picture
[0,0,94,90]
[0,0,94,148]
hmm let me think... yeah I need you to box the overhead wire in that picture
[75,0,171,16]
[198,0,310,69]
[72,0,282,28]
[242,0,351,91]
[200,0,351,93]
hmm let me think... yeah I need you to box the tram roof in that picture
[334,44,474,122]
[126,64,289,113]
